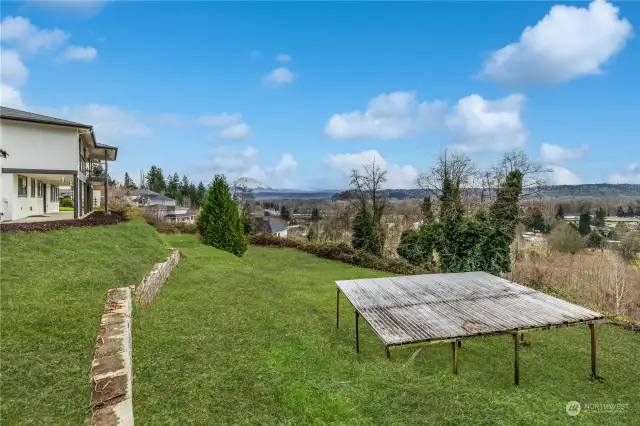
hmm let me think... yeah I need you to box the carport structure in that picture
[336,272,605,385]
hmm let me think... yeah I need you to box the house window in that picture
[30,178,36,197]
[18,175,28,197]
[37,182,43,197]
[50,185,59,202]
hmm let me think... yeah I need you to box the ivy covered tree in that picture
[348,160,386,256]
[421,195,434,222]
[616,206,626,217]
[197,175,247,257]
[352,209,383,256]
[627,206,635,218]
[401,150,529,275]
[555,204,565,220]
[397,229,434,267]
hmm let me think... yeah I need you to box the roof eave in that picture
[1,115,93,130]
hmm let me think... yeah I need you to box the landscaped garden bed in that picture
[0,211,127,233]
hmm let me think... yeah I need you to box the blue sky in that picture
[1,0,639,189]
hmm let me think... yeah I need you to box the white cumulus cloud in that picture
[479,0,633,86]
[608,163,640,184]
[325,150,418,189]
[0,16,69,54]
[218,123,251,140]
[0,49,29,87]
[446,93,527,152]
[63,45,97,62]
[0,82,25,108]
[275,153,298,177]
[197,113,251,140]
[547,165,581,185]
[208,145,263,182]
[324,91,445,140]
[263,67,295,86]
[539,143,589,164]
[52,104,151,141]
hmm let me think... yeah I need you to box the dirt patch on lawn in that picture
[0,212,127,233]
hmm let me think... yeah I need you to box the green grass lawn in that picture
[58,206,74,211]
[0,220,168,424]
[134,235,640,425]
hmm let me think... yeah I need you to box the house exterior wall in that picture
[0,120,77,221]
[1,174,61,221]
[0,120,79,171]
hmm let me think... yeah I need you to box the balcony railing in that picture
[84,160,108,181]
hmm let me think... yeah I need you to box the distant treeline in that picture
[330,184,640,201]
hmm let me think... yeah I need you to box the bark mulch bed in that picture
[0,211,128,233]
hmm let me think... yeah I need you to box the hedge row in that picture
[248,232,429,275]
[156,222,198,235]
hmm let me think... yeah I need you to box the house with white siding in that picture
[0,107,117,222]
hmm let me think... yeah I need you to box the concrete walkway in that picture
[4,211,75,223]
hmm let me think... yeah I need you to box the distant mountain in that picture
[235,177,277,190]
[329,184,640,201]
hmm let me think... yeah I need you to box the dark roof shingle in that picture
[0,106,92,129]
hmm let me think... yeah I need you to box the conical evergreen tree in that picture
[578,212,591,236]
[197,175,247,257]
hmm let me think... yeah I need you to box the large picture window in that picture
[50,185,59,202]
[18,175,28,197]
[30,178,36,198]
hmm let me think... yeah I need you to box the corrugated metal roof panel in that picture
[337,271,603,346]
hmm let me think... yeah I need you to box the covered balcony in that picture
[78,140,117,214]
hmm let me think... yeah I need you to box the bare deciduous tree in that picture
[347,159,388,222]
[415,150,476,197]
[487,150,549,200]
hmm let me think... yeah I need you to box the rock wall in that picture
[91,287,134,426]
[135,249,180,307]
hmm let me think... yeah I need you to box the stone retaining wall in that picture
[91,287,134,426]
[136,248,180,307]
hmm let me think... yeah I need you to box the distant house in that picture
[164,205,196,224]
[263,216,288,237]
[134,190,195,224]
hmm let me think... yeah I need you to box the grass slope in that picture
[1,220,168,424]
[134,236,640,425]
